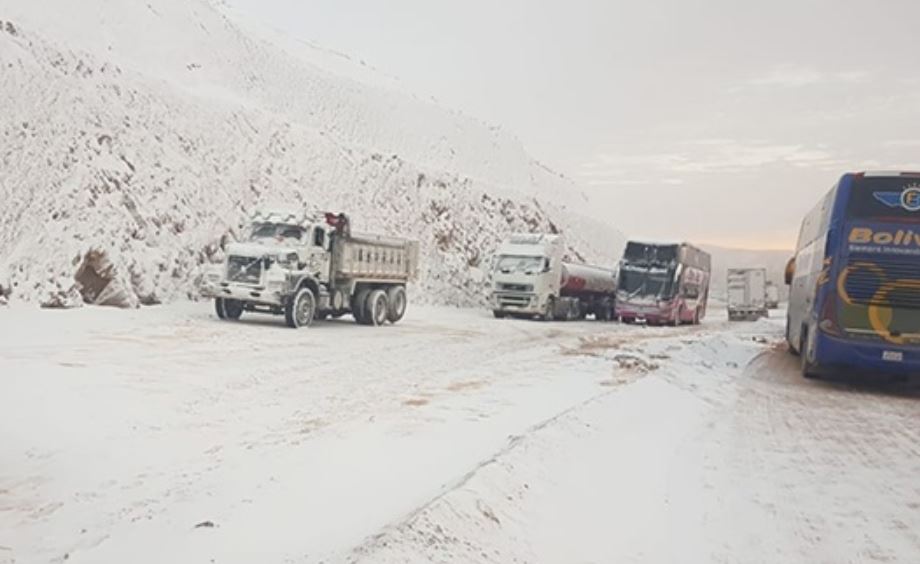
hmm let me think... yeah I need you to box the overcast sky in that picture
[230,0,920,249]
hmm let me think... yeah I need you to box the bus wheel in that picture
[669,310,680,327]
[786,320,800,356]
[800,328,820,379]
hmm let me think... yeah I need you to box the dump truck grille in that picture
[227,256,262,285]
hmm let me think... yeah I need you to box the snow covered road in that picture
[1,305,918,563]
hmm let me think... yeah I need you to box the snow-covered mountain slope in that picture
[0,0,622,307]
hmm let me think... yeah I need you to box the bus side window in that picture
[313,227,326,248]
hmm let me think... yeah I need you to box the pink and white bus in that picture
[615,241,711,326]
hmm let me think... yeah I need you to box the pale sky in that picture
[229,0,920,249]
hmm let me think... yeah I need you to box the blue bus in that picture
[786,171,920,379]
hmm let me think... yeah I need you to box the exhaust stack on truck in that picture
[489,234,616,321]
[202,210,419,328]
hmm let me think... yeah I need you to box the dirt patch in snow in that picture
[403,398,430,407]
[446,380,486,392]
[73,250,135,308]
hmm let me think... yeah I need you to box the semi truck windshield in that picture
[495,255,544,274]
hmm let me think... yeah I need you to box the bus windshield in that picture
[618,267,675,299]
[847,176,920,222]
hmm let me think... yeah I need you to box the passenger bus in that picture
[786,171,920,379]
[615,241,711,325]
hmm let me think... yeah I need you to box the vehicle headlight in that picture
[273,252,298,266]
[264,269,287,287]
[205,264,223,282]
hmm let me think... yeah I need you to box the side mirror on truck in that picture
[784,257,795,285]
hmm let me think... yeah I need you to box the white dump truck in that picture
[765,281,780,309]
[727,267,769,321]
[202,210,419,328]
[489,233,617,321]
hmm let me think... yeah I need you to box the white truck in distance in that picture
[727,267,769,321]
[489,234,617,321]
[765,281,780,309]
[203,211,419,328]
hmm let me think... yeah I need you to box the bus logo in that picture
[903,187,920,211]
[874,185,920,212]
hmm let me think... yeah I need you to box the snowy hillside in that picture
[0,0,623,308]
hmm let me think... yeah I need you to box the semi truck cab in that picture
[490,234,564,317]
[489,234,617,321]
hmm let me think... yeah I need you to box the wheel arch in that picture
[291,275,321,299]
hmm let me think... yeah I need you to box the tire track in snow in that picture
[346,384,627,563]
[343,328,704,562]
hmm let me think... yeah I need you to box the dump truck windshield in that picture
[251,223,306,241]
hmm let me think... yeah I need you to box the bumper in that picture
[728,308,767,319]
[815,331,920,377]
[205,282,286,307]
[616,306,674,323]
[491,292,545,315]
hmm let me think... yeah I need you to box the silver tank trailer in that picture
[560,262,617,297]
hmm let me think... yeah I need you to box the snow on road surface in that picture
[1,306,918,563]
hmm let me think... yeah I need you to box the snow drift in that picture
[0,0,624,308]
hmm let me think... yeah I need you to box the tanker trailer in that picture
[489,233,617,321]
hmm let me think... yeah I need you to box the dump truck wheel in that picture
[353,288,372,325]
[215,298,226,320]
[285,288,316,329]
[223,299,243,320]
[386,286,407,324]
[367,289,389,326]
[215,298,242,320]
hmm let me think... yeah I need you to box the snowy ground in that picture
[1,304,918,564]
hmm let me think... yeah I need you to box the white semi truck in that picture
[202,210,418,328]
[727,267,769,321]
[489,234,617,321]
